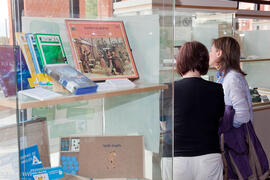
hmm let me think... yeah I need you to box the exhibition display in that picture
[0,1,174,179]
[1,0,270,179]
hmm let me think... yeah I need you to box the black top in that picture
[174,77,225,157]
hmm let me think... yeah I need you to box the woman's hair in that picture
[212,36,246,75]
[176,41,209,76]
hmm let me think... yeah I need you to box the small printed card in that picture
[31,166,64,180]
[71,138,80,152]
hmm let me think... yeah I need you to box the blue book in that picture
[26,33,44,73]
[44,64,98,95]
[16,46,32,91]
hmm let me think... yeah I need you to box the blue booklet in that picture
[26,33,44,73]
[20,144,43,179]
[16,46,32,91]
[44,64,98,95]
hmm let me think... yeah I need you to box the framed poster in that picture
[65,20,139,81]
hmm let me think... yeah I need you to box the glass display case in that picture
[233,13,270,165]
[233,14,270,89]
[1,1,270,179]
[0,0,174,179]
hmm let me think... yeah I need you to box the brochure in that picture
[31,166,64,180]
[20,144,43,179]
[19,87,62,101]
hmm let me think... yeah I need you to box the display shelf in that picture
[253,102,270,107]
[252,88,270,111]
[253,104,270,112]
[13,82,168,110]
[0,97,16,109]
[240,59,270,63]
[160,66,216,72]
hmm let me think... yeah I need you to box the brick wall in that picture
[80,0,86,18]
[23,0,111,18]
[24,0,70,17]
[8,0,13,45]
[97,0,113,17]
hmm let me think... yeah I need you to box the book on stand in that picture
[44,64,97,95]
[16,46,32,91]
[65,20,139,81]
[16,32,40,87]
[26,33,52,85]
[35,33,67,68]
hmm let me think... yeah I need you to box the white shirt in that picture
[222,70,253,127]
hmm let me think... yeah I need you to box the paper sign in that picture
[20,144,43,179]
[31,166,64,180]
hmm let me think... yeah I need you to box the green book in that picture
[34,33,67,68]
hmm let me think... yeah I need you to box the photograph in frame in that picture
[65,20,139,81]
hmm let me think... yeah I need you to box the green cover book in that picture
[34,33,67,68]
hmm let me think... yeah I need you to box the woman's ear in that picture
[216,49,222,58]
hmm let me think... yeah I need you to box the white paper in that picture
[96,82,117,92]
[19,87,62,101]
[144,150,153,180]
[106,79,135,88]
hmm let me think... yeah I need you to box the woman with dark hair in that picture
[210,36,269,179]
[162,41,225,180]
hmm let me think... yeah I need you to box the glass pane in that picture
[0,0,18,177]
[234,17,270,59]
[241,60,270,89]
[174,11,233,81]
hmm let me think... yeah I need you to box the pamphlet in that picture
[20,144,43,179]
[106,78,135,88]
[31,166,64,180]
[19,87,62,101]
[16,32,37,75]
[16,46,32,90]
[26,33,44,73]
[96,79,135,92]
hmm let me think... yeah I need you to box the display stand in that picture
[52,79,70,93]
